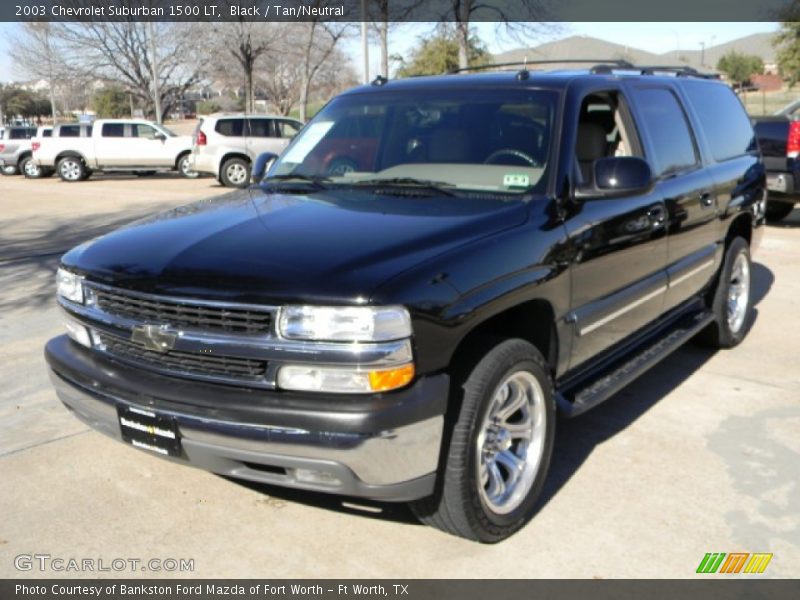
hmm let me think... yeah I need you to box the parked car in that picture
[190,114,303,187]
[752,106,800,221]
[0,125,38,176]
[20,126,56,179]
[34,119,196,182]
[46,62,764,542]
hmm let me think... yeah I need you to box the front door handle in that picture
[700,192,714,207]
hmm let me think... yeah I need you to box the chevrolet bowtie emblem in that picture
[131,324,177,353]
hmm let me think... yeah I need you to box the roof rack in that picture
[448,59,717,80]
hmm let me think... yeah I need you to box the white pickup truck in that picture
[34,119,196,181]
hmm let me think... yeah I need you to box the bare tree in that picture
[10,23,66,122]
[294,16,354,121]
[259,51,304,116]
[208,16,279,113]
[56,21,203,119]
[444,1,555,69]
[367,0,426,78]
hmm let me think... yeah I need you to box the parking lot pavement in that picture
[1,176,798,578]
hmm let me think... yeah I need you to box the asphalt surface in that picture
[1,173,798,578]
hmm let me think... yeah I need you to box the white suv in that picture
[190,114,304,187]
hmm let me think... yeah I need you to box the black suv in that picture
[45,63,765,542]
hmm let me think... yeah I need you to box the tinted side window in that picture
[60,125,80,137]
[631,87,697,176]
[101,123,125,137]
[682,81,756,162]
[247,119,273,137]
[215,119,244,137]
[9,128,35,140]
[43,130,52,137]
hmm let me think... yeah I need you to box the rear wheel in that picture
[220,157,250,188]
[1,163,19,176]
[57,156,86,182]
[410,339,555,542]
[698,237,752,348]
[21,156,43,179]
[177,154,198,179]
[765,200,795,222]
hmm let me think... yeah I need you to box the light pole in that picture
[361,0,369,84]
[700,42,706,67]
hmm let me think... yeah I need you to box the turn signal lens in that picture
[368,364,415,392]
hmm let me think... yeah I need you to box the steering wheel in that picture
[484,148,540,167]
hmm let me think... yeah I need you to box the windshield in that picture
[267,88,558,194]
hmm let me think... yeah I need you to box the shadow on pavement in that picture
[233,262,775,531]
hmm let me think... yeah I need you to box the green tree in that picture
[774,21,800,87]
[91,86,130,118]
[396,25,489,77]
[717,51,764,88]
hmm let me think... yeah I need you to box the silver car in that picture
[190,114,303,188]
[0,126,39,176]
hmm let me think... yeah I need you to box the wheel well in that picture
[449,300,558,382]
[17,151,31,166]
[220,153,250,168]
[726,213,752,247]
[55,151,85,164]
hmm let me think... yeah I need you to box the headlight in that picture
[56,268,84,304]
[278,305,412,342]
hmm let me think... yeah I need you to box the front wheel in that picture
[57,156,86,182]
[698,237,752,348]
[410,339,555,542]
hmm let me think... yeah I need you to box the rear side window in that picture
[631,87,698,176]
[42,130,52,138]
[102,123,125,137]
[215,119,244,137]
[9,128,35,140]
[247,119,273,137]
[682,81,756,162]
[60,125,81,137]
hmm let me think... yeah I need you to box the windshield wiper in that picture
[260,174,332,192]
[349,177,457,197]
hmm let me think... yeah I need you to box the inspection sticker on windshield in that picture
[503,173,530,188]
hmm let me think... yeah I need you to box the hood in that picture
[62,187,530,304]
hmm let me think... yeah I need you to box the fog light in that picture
[277,363,414,394]
[64,319,92,348]
[295,469,341,486]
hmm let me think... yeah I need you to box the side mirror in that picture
[576,156,654,199]
[251,152,278,184]
[153,133,166,142]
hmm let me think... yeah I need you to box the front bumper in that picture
[45,335,448,501]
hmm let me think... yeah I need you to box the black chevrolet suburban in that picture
[45,63,765,542]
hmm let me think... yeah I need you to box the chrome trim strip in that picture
[84,280,279,313]
[579,286,667,336]
[668,259,715,288]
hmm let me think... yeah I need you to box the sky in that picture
[0,21,779,83]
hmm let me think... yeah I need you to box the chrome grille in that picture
[90,286,273,335]
[96,331,268,383]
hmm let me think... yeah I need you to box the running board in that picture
[556,310,715,417]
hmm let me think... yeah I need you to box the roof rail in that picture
[448,59,635,75]
[448,59,717,79]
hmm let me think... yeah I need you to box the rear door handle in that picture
[700,192,714,207]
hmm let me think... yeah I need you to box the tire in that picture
[1,163,19,176]
[698,237,752,349]
[410,339,556,543]
[21,156,43,179]
[326,157,358,176]
[220,157,250,188]
[57,156,86,182]
[177,154,199,179]
[765,200,795,222]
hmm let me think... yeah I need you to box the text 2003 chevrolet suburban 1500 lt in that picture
[45,62,765,542]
